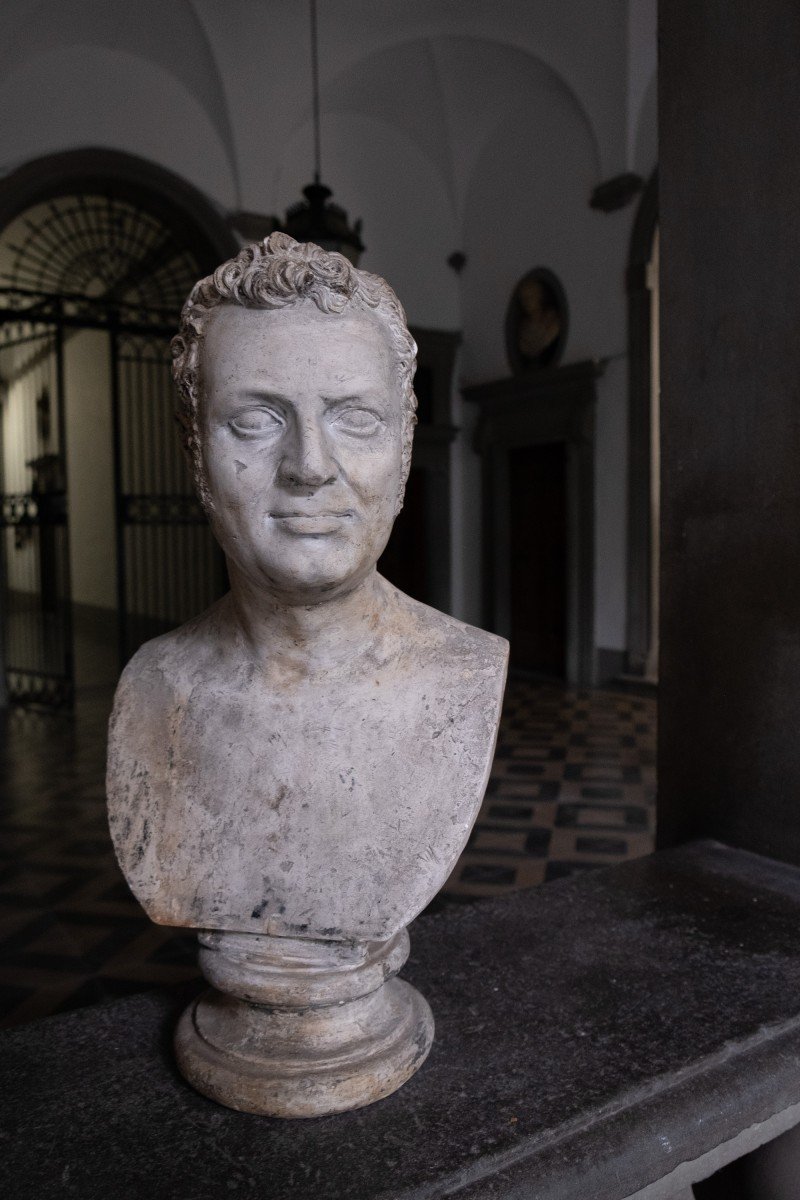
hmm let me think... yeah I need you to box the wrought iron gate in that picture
[112,323,225,664]
[0,190,227,705]
[0,288,225,705]
[0,298,72,705]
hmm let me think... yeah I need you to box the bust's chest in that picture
[171,670,465,816]
[112,657,502,940]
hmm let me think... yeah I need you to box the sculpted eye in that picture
[332,408,382,435]
[229,409,283,437]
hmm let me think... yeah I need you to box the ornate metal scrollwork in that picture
[1,493,39,525]
[122,493,206,525]
[7,668,73,708]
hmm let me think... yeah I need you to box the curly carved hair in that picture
[171,232,418,513]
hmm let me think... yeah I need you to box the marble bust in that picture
[107,233,508,1116]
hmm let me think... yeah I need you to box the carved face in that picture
[200,301,405,602]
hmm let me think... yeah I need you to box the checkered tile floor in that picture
[446,677,656,896]
[0,677,655,1028]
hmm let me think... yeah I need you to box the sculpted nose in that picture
[277,416,338,488]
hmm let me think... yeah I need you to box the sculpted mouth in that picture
[270,510,354,519]
[268,510,355,535]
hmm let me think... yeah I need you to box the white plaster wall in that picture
[2,373,39,595]
[63,330,117,610]
[634,74,658,180]
[2,374,36,499]
[627,0,658,170]
[0,45,236,210]
[0,0,238,205]
[1,341,58,595]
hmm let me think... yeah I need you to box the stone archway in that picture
[0,150,236,704]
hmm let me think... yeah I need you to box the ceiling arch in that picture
[0,44,238,211]
[307,35,603,225]
[0,0,239,201]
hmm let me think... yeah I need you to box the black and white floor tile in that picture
[0,677,655,1027]
[445,678,655,896]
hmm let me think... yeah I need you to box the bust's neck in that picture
[226,566,394,676]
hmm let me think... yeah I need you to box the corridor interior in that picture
[0,676,655,1028]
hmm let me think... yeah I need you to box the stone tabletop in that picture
[4,841,800,1199]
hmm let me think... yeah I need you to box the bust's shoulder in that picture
[386,583,509,675]
[112,598,229,708]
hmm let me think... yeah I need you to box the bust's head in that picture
[171,234,417,603]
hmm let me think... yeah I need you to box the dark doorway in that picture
[508,442,567,677]
[376,328,460,613]
[378,467,428,603]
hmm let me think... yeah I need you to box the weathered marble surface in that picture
[106,234,507,1115]
[108,587,505,942]
[174,928,434,1117]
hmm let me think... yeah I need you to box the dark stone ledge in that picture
[4,841,800,1199]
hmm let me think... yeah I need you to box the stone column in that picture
[657,0,800,867]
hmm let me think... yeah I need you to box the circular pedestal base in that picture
[175,977,433,1117]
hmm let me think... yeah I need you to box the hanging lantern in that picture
[277,0,365,265]
[281,182,364,265]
